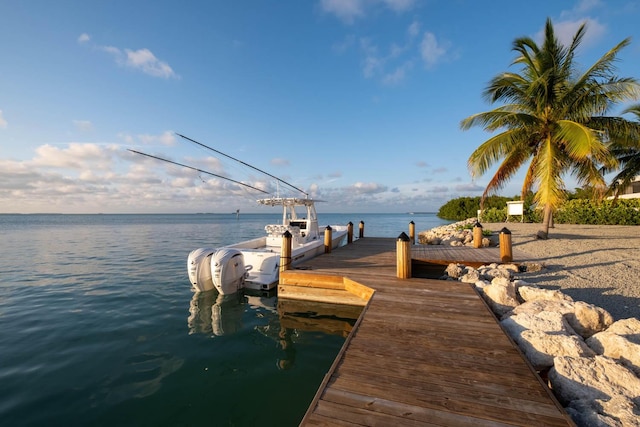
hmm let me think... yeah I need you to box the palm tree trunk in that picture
[537,204,552,239]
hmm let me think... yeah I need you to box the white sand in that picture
[481,222,640,320]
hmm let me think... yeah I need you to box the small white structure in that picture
[616,176,640,199]
[506,201,524,222]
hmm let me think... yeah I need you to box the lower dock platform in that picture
[279,238,573,426]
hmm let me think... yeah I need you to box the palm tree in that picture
[602,104,640,199]
[461,18,640,239]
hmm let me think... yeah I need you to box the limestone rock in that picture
[566,301,614,339]
[518,285,574,303]
[499,263,520,273]
[510,299,613,339]
[445,263,465,279]
[587,331,640,377]
[549,355,640,406]
[460,268,480,284]
[501,311,576,336]
[515,330,595,370]
[479,266,512,281]
[481,279,519,317]
[565,396,640,427]
[606,318,640,343]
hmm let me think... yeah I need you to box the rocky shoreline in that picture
[419,220,640,426]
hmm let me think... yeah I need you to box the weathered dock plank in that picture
[279,238,573,426]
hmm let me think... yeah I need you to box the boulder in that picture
[513,330,595,371]
[566,301,614,339]
[565,396,640,427]
[445,263,465,279]
[478,266,512,281]
[460,268,480,284]
[587,331,640,377]
[549,355,640,406]
[481,278,519,317]
[501,311,576,336]
[499,263,520,273]
[510,300,613,339]
[606,318,640,342]
[517,286,574,304]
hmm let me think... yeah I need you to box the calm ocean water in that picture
[0,212,449,426]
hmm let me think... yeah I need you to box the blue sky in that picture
[2,0,640,214]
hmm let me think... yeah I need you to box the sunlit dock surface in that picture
[279,238,573,426]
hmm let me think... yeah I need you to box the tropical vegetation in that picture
[602,104,640,200]
[461,18,640,239]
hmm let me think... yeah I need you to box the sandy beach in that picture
[480,222,640,321]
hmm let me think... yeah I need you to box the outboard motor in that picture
[187,248,216,292]
[211,248,246,295]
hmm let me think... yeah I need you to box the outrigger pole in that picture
[176,133,309,197]
[127,149,270,195]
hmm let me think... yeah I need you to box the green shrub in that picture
[480,207,507,223]
[554,199,640,225]
[437,196,512,220]
[439,195,639,225]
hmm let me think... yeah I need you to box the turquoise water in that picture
[0,213,448,426]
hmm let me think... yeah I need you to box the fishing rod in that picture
[127,149,270,195]
[176,133,309,197]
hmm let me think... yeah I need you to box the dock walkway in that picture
[279,238,572,426]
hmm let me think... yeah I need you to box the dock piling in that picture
[409,221,415,245]
[500,227,513,262]
[473,221,483,248]
[359,221,365,239]
[324,226,332,253]
[280,230,292,272]
[347,222,353,244]
[396,232,411,279]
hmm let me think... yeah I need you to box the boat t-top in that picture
[128,133,348,295]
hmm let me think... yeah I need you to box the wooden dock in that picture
[279,238,573,426]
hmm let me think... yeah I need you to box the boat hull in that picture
[188,226,348,294]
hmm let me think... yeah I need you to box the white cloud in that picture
[350,181,388,194]
[0,110,7,129]
[124,48,177,79]
[360,38,381,78]
[567,0,602,15]
[270,158,290,167]
[73,120,93,131]
[420,32,446,68]
[545,1,606,48]
[382,61,412,85]
[123,131,176,146]
[550,18,605,48]
[320,0,415,23]
[407,21,420,38]
[31,143,115,170]
[320,0,364,24]
[92,43,178,79]
[77,33,90,44]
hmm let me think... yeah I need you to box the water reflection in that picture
[187,289,362,370]
[187,291,248,336]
